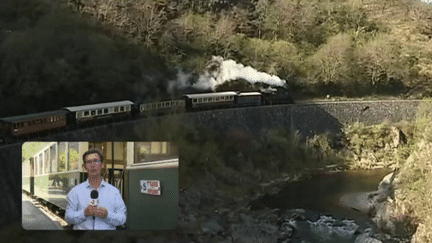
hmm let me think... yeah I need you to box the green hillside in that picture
[1,0,431,116]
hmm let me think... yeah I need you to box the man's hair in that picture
[82,149,104,164]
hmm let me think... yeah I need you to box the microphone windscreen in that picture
[91,190,98,199]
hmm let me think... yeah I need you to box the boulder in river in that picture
[355,228,383,243]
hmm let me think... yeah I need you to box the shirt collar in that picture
[85,178,106,190]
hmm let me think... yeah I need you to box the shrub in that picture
[305,33,360,96]
[357,33,409,92]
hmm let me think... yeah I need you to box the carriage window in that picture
[157,103,162,108]
[120,106,124,112]
[171,101,175,106]
[161,103,165,108]
[39,154,43,175]
[114,107,119,112]
[104,108,108,114]
[198,98,202,103]
[193,99,197,103]
[50,117,54,122]
[50,144,57,173]
[84,111,89,116]
[58,142,67,173]
[69,142,79,171]
[216,97,220,101]
[44,149,49,174]
[165,102,170,107]
[98,109,102,115]
[34,156,38,176]
[134,142,178,163]
[203,98,208,102]
[91,110,96,116]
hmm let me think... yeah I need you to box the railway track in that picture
[0,98,425,148]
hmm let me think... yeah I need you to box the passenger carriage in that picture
[63,100,134,126]
[139,99,185,117]
[0,110,68,142]
[235,92,262,107]
[183,91,237,111]
[22,141,179,230]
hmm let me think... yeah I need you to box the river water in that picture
[251,168,393,242]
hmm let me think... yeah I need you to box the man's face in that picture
[84,153,105,177]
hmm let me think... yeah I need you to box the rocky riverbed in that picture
[0,168,417,243]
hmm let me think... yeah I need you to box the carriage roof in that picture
[237,92,262,96]
[0,110,69,123]
[63,100,134,112]
[183,92,238,99]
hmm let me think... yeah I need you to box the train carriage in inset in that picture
[139,99,185,117]
[235,92,262,107]
[0,110,68,143]
[63,100,134,127]
[125,141,179,230]
[183,91,237,111]
[22,158,32,194]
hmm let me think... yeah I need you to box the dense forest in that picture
[1,0,432,116]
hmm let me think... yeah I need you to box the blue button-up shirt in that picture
[65,179,126,230]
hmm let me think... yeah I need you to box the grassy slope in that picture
[46,0,432,99]
[392,99,432,242]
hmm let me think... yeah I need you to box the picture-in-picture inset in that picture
[22,141,178,230]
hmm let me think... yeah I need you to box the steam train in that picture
[1,89,293,143]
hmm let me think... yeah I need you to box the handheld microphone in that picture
[90,190,99,221]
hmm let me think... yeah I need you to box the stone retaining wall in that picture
[0,99,424,227]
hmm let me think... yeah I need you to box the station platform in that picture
[22,192,64,230]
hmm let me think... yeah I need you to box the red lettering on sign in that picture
[148,189,160,195]
[148,181,159,187]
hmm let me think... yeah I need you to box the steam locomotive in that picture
[0,89,293,144]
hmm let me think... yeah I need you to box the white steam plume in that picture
[168,56,286,93]
[167,69,192,94]
[195,56,286,90]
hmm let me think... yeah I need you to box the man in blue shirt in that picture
[65,149,126,230]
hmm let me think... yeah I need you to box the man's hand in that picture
[94,207,108,219]
[84,205,97,217]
